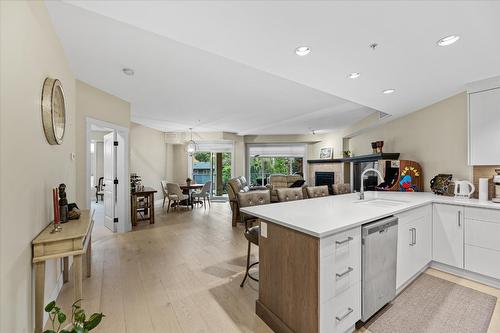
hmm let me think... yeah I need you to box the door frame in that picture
[85,117,130,233]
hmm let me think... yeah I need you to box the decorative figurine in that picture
[58,183,69,223]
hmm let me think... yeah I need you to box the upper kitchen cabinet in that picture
[468,76,500,165]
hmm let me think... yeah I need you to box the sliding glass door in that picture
[247,144,306,186]
[192,152,232,197]
[189,141,234,198]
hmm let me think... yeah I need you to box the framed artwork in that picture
[319,147,333,159]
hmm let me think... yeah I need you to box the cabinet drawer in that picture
[465,245,500,280]
[320,227,361,259]
[320,248,361,302]
[465,218,500,251]
[465,207,500,223]
[320,282,361,333]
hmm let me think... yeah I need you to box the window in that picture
[247,144,306,186]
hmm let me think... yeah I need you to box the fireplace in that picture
[315,172,335,194]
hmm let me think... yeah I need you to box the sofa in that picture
[227,176,268,226]
[266,174,306,202]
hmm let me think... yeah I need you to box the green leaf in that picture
[58,311,67,324]
[44,301,56,313]
[83,313,105,331]
[43,330,56,333]
[74,309,86,323]
[60,330,71,333]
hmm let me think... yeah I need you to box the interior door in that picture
[103,132,116,232]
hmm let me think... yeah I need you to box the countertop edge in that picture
[240,195,500,238]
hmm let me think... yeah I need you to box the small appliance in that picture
[454,180,475,198]
[493,169,500,203]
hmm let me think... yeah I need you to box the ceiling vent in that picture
[164,132,184,144]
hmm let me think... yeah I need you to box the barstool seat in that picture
[245,225,260,245]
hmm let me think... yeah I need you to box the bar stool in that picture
[237,190,271,287]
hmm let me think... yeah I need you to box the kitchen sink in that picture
[354,198,409,207]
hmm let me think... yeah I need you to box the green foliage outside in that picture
[192,152,232,195]
[249,156,303,185]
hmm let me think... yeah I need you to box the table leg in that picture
[150,193,155,224]
[131,195,137,226]
[63,256,69,283]
[74,254,83,301]
[86,235,92,278]
[34,261,46,333]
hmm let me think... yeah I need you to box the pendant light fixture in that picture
[186,128,197,156]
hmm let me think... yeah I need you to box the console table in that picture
[131,186,157,226]
[32,210,94,333]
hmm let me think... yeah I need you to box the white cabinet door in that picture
[396,205,432,288]
[433,204,464,268]
[468,87,500,165]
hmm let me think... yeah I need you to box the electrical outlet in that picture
[261,221,267,238]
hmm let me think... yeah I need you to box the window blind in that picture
[248,144,306,157]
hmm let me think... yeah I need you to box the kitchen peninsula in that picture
[241,192,500,333]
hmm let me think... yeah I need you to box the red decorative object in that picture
[53,188,59,225]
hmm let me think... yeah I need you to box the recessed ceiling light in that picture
[295,46,311,56]
[383,89,396,94]
[122,68,135,76]
[348,72,360,79]
[437,35,460,46]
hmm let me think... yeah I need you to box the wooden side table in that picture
[32,210,94,333]
[131,186,157,226]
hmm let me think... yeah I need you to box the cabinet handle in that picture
[409,228,414,246]
[336,267,354,278]
[458,210,461,227]
[336,307,354,322]
[336,236,353,245]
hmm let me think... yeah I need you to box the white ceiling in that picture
[47,1,500,135]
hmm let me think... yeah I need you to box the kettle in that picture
[454,180,475,198]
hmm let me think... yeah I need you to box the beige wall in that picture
[75,80,130,208]
[130,122,167,197]
[349,93,472,191]
[0,2,76,331]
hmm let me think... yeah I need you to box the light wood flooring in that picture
[52,202,500,333]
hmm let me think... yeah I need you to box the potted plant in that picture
[186,177,192,186]
[43,299,104,333]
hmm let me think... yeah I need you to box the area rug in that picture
[365,273,497,333]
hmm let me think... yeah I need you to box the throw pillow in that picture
[289,180,305,188]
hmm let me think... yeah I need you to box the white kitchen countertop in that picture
[240,191,500,238]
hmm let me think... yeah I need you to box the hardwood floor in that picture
[52,202,499,333]
[52,202,272,333]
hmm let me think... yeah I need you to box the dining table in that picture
[179,183,204,207]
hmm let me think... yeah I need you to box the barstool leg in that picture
[240,241,251,287]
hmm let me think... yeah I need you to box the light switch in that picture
[261,221,267,238]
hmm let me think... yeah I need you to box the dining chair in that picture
[95,177,104,203]
[166,183,190,212]
[305,185,329,198]
[276,187,304,202]
[161,180,168,208]
[191,181,212,207]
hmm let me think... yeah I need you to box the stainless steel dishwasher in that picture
[361,215,398,321]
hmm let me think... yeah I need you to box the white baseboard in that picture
[43,268,66,326]
[396,263,431,295]
[430,261,500,289]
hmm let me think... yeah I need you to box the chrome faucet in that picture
[360,168,383,200]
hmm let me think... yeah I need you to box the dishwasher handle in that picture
[362,216,398,236]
